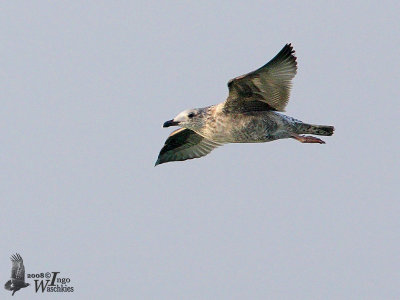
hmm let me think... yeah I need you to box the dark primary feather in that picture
[156,128,221,165]
[224,43,297,113]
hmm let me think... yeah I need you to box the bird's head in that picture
[25,283,30,287]
[163,108,205,131]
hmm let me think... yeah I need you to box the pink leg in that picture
[291,133,325,144]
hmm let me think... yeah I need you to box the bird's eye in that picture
[188,113,195,118]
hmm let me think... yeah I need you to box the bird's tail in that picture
[296,123,334,136]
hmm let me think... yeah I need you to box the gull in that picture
[156,44,334,165]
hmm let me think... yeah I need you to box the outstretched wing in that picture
[156,128,222,165]
[223,43,297,113]
[10,254,26,283]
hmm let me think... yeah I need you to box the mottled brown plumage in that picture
[156,44,334,165]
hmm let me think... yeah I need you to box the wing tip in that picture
[285,43,295,54]
[280,42,296,56]
[154,158,162,166]
[154,156,187,166]
[282,43,298,73]
[10,253,22,262]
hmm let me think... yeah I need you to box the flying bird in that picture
[156,44,334,165]
[4,254,30,296]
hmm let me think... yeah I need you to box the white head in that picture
[163,108,206,131]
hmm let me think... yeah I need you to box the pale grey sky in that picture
[0,1,399,299]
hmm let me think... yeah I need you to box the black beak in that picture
[163,119,179,128]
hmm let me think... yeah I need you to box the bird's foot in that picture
[291,134,325,144]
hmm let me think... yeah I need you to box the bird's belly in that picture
[204,113,280,143]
